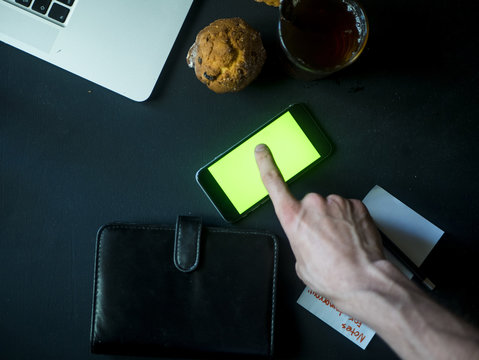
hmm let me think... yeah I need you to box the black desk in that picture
[2,0,479,359]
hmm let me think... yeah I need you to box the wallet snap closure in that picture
[174,216,202,273]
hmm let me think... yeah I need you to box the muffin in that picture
[186,18,266,93]
[255,0,280,7]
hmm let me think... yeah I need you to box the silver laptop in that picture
[0,0,193,101]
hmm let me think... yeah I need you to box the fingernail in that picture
[255,143,268,152]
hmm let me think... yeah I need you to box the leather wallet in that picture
[90,216,278,358]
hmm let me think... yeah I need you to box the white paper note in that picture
[363,185,444,267]
[297,185,444,349]
[297,288,376,349]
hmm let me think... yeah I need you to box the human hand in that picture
[255,146,479,360]
[254,144,388,310]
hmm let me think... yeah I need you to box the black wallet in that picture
[90,216,278,358]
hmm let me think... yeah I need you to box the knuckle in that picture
[303,192,324,206]
[326,194,345,206]
[351,199,369,214]
[262,168,280,183]
[277,200,300,226]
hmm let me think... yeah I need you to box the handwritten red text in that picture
[341,323,366,343]
[307,289,342,316]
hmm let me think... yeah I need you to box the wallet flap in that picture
[174,216,202,272]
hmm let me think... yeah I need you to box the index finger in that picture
[255,144,300,221]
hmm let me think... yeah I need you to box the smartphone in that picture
[196,103,333,222]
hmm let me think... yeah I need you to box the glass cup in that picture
[278,0,369,80]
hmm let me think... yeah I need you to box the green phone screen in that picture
[207,111,321,214]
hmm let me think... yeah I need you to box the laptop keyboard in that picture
[4,0,75,26]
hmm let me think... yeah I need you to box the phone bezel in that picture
[195,103,333,222]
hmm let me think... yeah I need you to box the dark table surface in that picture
[2,0,479,359]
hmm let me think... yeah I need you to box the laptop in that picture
[0,0,193,101]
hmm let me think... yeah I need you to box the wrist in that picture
[332,259,417,321]
[332,262,479,360]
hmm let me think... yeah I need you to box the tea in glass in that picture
[279,0,369,79]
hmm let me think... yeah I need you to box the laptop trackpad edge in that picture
[0,2,58,54]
